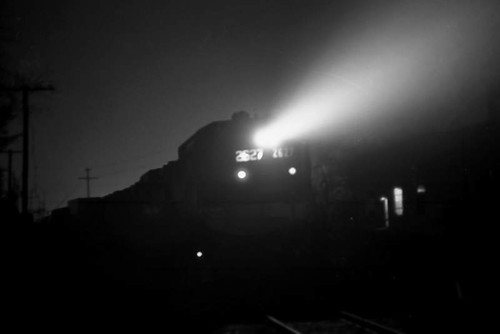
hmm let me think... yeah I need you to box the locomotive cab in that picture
[174,113,312,235]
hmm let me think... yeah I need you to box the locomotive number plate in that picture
[235,149,264,162]
[235,147,294,162]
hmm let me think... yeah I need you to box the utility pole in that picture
[1,83,55,217]
[78,168,98,198]
[21,85,54,216]
[0,149,22,196]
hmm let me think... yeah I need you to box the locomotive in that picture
[57,111,317,286]
[48,109,500,314]
[163,111,318,285]
[170,111,313,235]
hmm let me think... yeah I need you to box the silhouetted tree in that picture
[0,92,18,150]
[0,20,19,151]
[0,17,21,206]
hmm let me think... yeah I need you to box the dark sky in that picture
[1,0,498,213]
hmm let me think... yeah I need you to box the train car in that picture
[171,111,313,235]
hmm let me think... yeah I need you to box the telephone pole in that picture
[0,149,22,196]
[1,83,55,217]
[21,85,55,216]
[78,168,98,198]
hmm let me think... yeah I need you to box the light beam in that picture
[257,1,493,142]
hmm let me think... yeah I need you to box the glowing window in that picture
[417,185,426,193]
[380,197,389,228]
[288,167,297,175]
[393,187,403,216]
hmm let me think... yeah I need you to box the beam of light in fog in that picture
[258,1,496,142]
[254,128,283,148]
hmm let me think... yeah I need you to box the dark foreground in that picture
[4,214,486,333]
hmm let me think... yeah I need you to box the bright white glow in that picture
[417,185,426,194]
[255,2,492,142]
[237,170,247,179]
[394,187,404,216]
[196,251,203,258]
[288,167,297,175]
[236,149,264,162]
[254,129,283,148]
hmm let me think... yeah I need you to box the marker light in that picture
[288,167,297,175]
[196,251,203,258]
[417,185,426,194]
[237,170,247,179]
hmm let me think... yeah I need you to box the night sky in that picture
[1,0,498,213]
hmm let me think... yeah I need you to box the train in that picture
[169,110,313,235]
[51,112,318,288]
[44,108,500,311]
[63,111,312,229]
[54,109,500,239]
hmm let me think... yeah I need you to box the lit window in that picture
[380,196,389,228]
[394,187,403,216]
[417,185,426,193]
[288,167,297,175]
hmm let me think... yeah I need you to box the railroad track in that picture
[214,311,405,334]
[266,312,405,334]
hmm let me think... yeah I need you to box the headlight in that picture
[236,169,247,180]
[253,128,281,148]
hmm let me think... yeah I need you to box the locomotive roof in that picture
[177,120,227,159]
[177,113,263,160]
